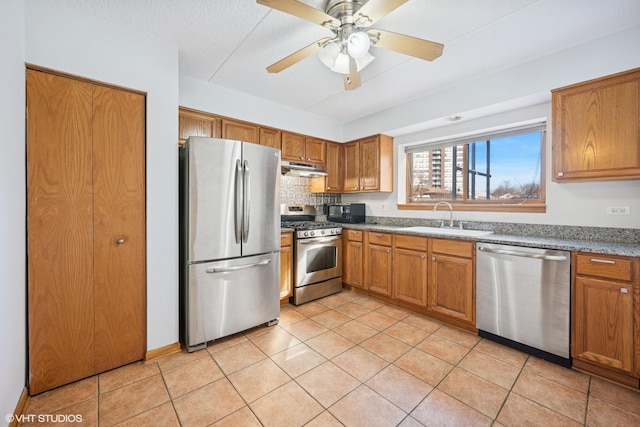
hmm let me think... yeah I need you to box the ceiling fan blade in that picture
[257,0,340,28]
[353,0,409,27]
[267,37,332,73]
[368,28,444,61]
[343,57,361,90]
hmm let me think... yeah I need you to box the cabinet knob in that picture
[386,249,391,253]
[356,243,361,248]
[117,238,125,244]
[621,288,628,294]
[420,255,426,259]
[557,172,564,177]
[432,256,436,261]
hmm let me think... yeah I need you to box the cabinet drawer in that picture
[395,234,428,251]
[280,232,293,247]
[575,254,632,281]
[345,229,363,242]
[367,231,393,246]
[431,239,473,258]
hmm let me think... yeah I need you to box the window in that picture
[404,124,546,212]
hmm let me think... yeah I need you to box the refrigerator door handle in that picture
[235,159,243,244]
[242,160,250,243]
[206,258,271,273]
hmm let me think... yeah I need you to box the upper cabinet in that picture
[282,131,326,165]
[221,118,259,144]
[178,108,221,147]
[344,134,393,192]
[311,141,343,193]
[259,127,281,150]
[552,67,640,182]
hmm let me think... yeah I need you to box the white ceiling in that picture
[51,0,640,123]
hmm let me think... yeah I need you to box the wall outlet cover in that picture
[606,206,631,215]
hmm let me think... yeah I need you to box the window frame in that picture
[400,129,547,213]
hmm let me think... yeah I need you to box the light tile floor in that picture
[23,289,640,426]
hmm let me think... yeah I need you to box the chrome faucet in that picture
[433,201,454,228]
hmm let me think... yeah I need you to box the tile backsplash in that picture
[280,175,340,218]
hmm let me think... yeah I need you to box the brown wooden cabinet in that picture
[343,135,393,192]
[311,141,343,193]
[427,239,475,325]
[572,253,639,386]
[552,67,640,182]
[365,232,393,296]
[393,235,428,307]
[282,131,326,165]
[280,232,293,301]
[221,117,259,144]
[178,107,221,147]
[259,127,281,149]
[343,230,364,288]
[27,69,146,394]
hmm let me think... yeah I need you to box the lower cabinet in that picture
[572,252,639,386]
[280,232,293,301]
[365,232,393,297]
[428,239,475,325]
[343,230,364,288]
[345,230,475,329]
[393,235,428,307]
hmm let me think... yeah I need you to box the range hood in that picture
[281,161,327,178]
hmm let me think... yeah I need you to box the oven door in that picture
[295,235,342,287]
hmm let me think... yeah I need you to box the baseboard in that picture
[145,342,182,362]
[9,387,29,427]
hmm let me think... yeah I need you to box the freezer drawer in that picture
[184,253,280,351]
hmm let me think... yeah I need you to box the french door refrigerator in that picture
[179,137,281,352]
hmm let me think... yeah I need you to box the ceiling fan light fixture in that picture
[355,51,375,71]
[318,41,341,68]
[347,31,371,58]
[331,52,351,74]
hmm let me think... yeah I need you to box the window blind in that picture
[405,121,546,154]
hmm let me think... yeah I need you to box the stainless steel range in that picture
[281,205,343,305]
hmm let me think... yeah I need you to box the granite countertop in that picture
[338,223,640,257]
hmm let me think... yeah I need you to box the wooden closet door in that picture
[27,70,96,394]
[92,86,146,372]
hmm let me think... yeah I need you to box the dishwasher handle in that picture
[478,245,568,261]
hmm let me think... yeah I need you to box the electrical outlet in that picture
[606,206,631,215]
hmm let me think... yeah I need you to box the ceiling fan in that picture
[257,0,444,90]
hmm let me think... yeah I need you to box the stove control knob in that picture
[321,230,326,235]
[310,231,315,236]
[303,231,309,237]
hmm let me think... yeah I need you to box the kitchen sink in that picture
[401,226,494,237]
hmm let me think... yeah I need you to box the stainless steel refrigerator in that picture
[179,136,281,352]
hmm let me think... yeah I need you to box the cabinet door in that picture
[325,142,343,192]
[280,234,293,299]
[366,244,393,296]
[92,85,146,373]
[282,131,306,162]
[260,127,281,149]
[27,70,96,394]
[343,141,360,192]
[393,248,428,306]
[344,240,364,288]
[428,254,474,324]
[305,137,326,165]
[573,276,634,373]
[178,109,220,146]
[552,68,640,181]
[359,136,381,191]
[221,118,259,144]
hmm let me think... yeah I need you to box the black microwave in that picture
[327,203,366,223]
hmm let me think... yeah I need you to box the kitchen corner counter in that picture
[340,223,640,257]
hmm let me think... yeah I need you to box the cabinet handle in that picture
[590,258,616,265]
[621,288,628,294]
[557,172,564,177]
[117,238,125,244]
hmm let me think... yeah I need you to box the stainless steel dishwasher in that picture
[476,243,571,367]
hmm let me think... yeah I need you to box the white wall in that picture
[180,75,343,142]
[25,0,180,354]
[0,0,26,420]
[342,25,640,230]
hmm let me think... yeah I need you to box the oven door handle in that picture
[299,236,342,245]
